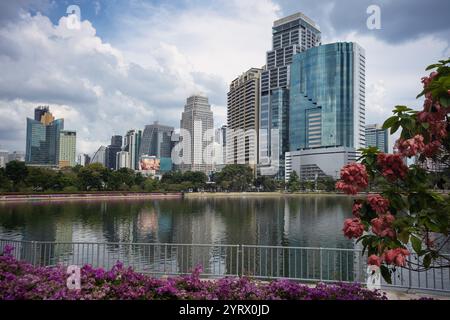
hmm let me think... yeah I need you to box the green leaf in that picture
[411,236,422,254]
[398,231,410,244]
[390,121,401,135]
[382,116,398,129]
[440,96,450,107]
[380,265,392,284]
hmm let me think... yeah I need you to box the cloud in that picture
[0,10,229,154]
[277,0,450,44]
[0,0,281,155]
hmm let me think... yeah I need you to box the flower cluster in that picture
[367,194,390,214]
[0,250,387,300]
[370,213,396,239]
[384,248,410,267]
[335,163,368,195]
[367,248,410,268]
[376,153,408,182]
[395,135,425,157]
[342,218,365,239]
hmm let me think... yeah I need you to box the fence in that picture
[0,239,449,294]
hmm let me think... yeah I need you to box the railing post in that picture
[32,241,37,266]
[319,248,323,281]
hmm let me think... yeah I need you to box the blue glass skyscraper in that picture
[26,107,64,166]
[289,42,366,152]
[259,13,321,177]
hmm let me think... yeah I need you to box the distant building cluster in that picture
[24,106,76,169]
[18,12,421,181]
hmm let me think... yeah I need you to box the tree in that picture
[0,168,11,191]
[336,59,450,283]
[215,164,254,191]
[317,177,336,192]
[5,161,28,191]
[255,176,277,192]
[77,163,105,191]
[287,171,300,192]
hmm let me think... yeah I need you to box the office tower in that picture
[260,12,321,177]
[140,122,174,158]
[8,151,25,162]
[178,95,214,173]
[116,151,130,170]
[227,68,261,171]
[214,125,227,166]
[91,146,107,165]
[34,106,49,122]
[289,42,366,151]
[77,153,90,166]
[0,149,8,168]
[58,131,76,168]
[105,135,123,170]
[365,124,389,153]
[110,135,123,148]
[26,107,64,166]
[139,122,174,172]
[123,129,141,170]
[288,42,365,181]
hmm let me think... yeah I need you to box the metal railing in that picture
[0,239,449,293]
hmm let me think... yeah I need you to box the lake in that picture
[0,195,354,248]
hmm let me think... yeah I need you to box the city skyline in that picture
[0,1,449,155]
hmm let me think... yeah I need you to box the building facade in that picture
[289,42,366,152]
[0,149,8,168]
[116,151,130,170]
[58,130,76,168]
[227,68,261,171]
[106,135,123,170]
[365,124,389,153]
[139,122,174,172]
[178,95,214,173]
[123,130,141,170]
[91,146,107,165]
[77,153,90,166]
[259,12,321,177]
[25,107,64,166]
[285,146,358,182]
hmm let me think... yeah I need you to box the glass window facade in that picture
[289,42,365,152]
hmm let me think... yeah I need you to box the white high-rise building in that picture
[177,95,214,173]
[116,151,130,170]
[124,129,141,170]
[91,146,107,166]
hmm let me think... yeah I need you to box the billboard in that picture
[139,155,160,174]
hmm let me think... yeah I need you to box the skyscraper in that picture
[77,153,90,166]
[214,125,227,169]
[116,151,130,170]
[139,122,174,173]
[91,146,107,165]
[260,12,321,177]
[58,130,76,168]
[105,135,122,170]
[289,42,366,151]
[139,122,174,158]
[26,107,64,166]
[365,124,389,153]
[178,95,214,173]
[123,129,141,170]
[34,106,49,122]
[227,68,261,171]
[287,42,365,181]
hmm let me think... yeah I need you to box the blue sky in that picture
[0,0,449,155]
